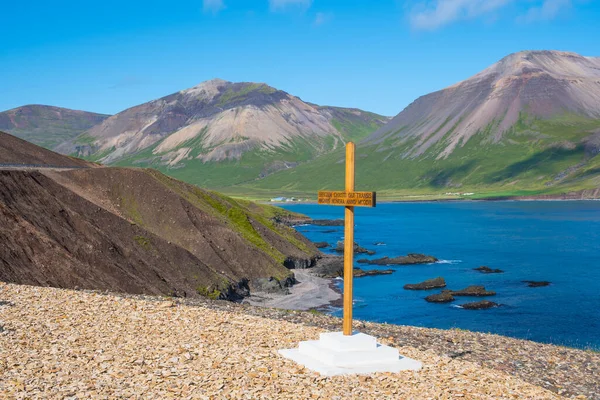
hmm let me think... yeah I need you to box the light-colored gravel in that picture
[0,282,562,399]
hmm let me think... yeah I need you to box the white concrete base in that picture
[278,332,422,376]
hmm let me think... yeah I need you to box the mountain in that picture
[60,79,388,188]
[0,105,110,150]
[240,50,600,199]
[0,131,318,299]
[366,50,600,157]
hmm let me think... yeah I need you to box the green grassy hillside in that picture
[227,114,600,200]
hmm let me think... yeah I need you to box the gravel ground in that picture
[0,282,594,399]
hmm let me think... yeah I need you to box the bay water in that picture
[282,201,600,350]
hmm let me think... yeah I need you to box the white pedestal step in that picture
[278,331,422,376]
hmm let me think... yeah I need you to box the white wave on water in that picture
[334,277,343,281]
[451,304,464,309]
[436,259,463,264]
[293,224,310,227]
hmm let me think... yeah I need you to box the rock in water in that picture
[334,241,376,255]
[310,256,394,279]
[473,266,504,274]
[425,292,455,303]
[461,300,499,310]
[358,254,438,265]
[310,219,344,226]
[314,242,329,249]
[449,286,496,296]
[403,277,446,290]
[523,281,551,287]
[353,269,394,278]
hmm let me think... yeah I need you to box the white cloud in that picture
[314,12,332,26]
[518,0,572,23]
[410,0,512,31]
[409,0,578,30]
[269,0,312,12]
[203,0,225,14]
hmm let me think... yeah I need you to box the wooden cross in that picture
[317,142,376,335]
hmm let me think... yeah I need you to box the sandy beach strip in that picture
[0,282,569,399]
[244,269,341,310]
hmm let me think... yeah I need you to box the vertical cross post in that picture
[343,142,355,336]
[280,145,420,376]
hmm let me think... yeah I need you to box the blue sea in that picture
[282,201,600,350]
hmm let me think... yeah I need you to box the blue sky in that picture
[1,0,599,116]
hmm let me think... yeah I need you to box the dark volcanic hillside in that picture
[242,50,600,198]
[0,136,317,299]
[0,131,92,168]
[60,79,387,187]
[0,105,109,150]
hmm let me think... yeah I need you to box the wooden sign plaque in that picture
[317,191,376,207]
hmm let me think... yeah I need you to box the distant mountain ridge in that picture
[0,105,110,150]
[241,50,600,199]
[60,79,388,187]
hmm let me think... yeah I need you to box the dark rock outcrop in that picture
[223,279,251,301]
[283,256,317,270]
[523,281,551,287]
[461,300,499,310]
[250,277,289,295]
[425,292,455,303]
[334,241,376,255]
[314,242,329,249]
[404,277,446,290]
[448,286,496,296]
[311,255,344,278]
[358,253,438,265]
[474,266,504,274]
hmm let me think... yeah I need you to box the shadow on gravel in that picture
[0,301,13,333]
